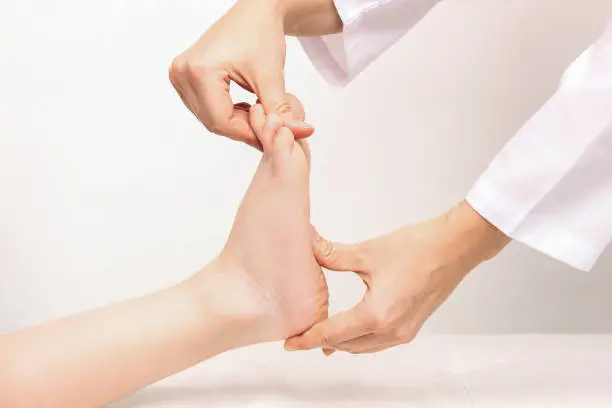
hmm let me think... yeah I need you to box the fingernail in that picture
[251,104,263,114]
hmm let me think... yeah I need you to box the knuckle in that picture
[169,57,187,82]
[169,56,214,82]
[310,325,333,348]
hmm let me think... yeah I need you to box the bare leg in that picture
[0,106,327,407]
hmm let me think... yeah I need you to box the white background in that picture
[1,0,612,334]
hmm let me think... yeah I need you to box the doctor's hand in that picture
[170,0,316,150]
[285,201,511,354]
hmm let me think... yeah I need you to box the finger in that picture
[256,69,290,118]
[258,114,284,153]
[171,75,196,115]
[257,75,313,138]
[334,333,377,354]
[284,302,373,351]
[331,333,389,354]
[190,67,258,146]
[332,344,394,355]
[297,139,311,168]
[233,108,263,151]
[169,59,192,104]
[249,104,266,138]
[257,95,314,139]
[359,344,396,354]
[312,230,367,273]
[335,326,419,354]
[359,337,412,354]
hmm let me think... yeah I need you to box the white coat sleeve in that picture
[467,20,612,271]
[300,2,612,271]
[298,0,442,85]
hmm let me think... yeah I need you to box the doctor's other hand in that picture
[169,0,321,149]
[285,201,511,354]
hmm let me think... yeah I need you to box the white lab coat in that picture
[300,0,612,271]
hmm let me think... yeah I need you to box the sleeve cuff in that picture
[467,186,601,272]
[299,0,442,86]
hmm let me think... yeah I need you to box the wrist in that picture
[275,0,343,36]
[442,200,511,265]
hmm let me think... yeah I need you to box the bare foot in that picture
[212,105,328,343]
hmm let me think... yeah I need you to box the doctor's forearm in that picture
[277,0,343,36]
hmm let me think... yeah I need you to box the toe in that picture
[297,140,311,168]
[272,127,296,158]
[285,93,305,122]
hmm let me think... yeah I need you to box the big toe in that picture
[284,93,305,122]
[265,126,311,183]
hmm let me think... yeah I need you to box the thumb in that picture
[284,302,372,351]
[257,72,290,119]
[311,228,366,273]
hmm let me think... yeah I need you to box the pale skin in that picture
[0,104,327,407]
[287,203,510,355]
[0,2,511,405]
[169,0,343,149]
[178,0,513,355]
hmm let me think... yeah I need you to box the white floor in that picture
[112,335,612,408]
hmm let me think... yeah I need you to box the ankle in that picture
[185,258,274,348]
